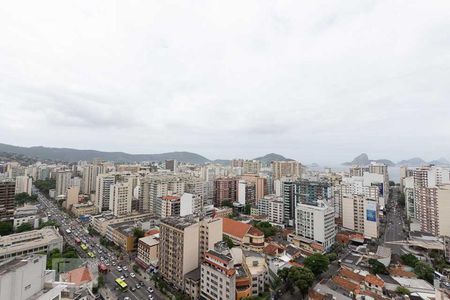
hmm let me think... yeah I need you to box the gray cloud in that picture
[1,0,450,163]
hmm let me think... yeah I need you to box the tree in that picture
[330,242,345,254]
[396,286,411,295]
[39,220,58,229]
[326,252,338,262]
[15,192,36,205]
[34,179,56,194]
[398,192,406,208]
[295,267,315,297]
[278,266,314,296]
[414,261,434,283]
[223,235,235,248]
[244,204,252,215]
[254,221,277,237]
[304,253,329,277]
[16,222,33,233]
[133,228,145,239]
[401,253,419,268]
[368,259,388,275]
[98,274,105,287]
[222,201,234,208]
[0,221,14,236]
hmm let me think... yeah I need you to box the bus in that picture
[115,278,128,291]
[87,251,95,258]
[80,243,88,251]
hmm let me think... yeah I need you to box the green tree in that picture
[330,242,345,254]
[0,221,14,236]
[16,222,33,233]
[15,192,33,205]
[39,220,58,228]
[368,259,388,275]
[34,179,56,194]
[414,261,434,283]
[295,267,315,297]
[278,266,314,296]
[401,253,419,268]
[254,221,277,237]
[133,228,145,239]
[304,253,329,277]
[223,235,235,248]
[396,286,411,295]
[222,201,234,208]
[244,204,252,215]
[326,252,338,262]
[98,274,105,287]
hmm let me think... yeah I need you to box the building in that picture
[59,265,94,290]
[165,159,178,172]
[221,218,264,252]
[159,216,200,290]
[139,175,185,213]
[0,179,15,221]
[272,161,301,180]
[242,160,261,175]
[91,212,155,236]
[55,170,71,197]
[295,201,336,250]
[95,174,115,213]
[255,194,284,224]
[109,181,132,217]
[14,176,32,196]
[214,178,238,206]
[185,268,201,300]
[0,227,63,261]
[342,194,379,239]
[71,202,97,218]
[155,195,180,219]
[201,249,236,300]
[65,185,79,210]
[199,218,223,261]
[0,254,54,300]
[107,221,140,252]
[81,164,103,194]
[136,234,159,269]
[13,205,40,230]
[243,251,268,297]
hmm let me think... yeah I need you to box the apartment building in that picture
[159,216,200,290]
[81,164,103,194]
[14,175,32,196]
[213,178,238,206]
[200,249,236,300]
[71,202,97,217]
[199,218,223,261]
[55,170,71,197]
[0,179,15,221]
[255,194,284,224]
[0,227,63,261]
[91,212,155,235]
[271,161,301,180]
[295,201,336,250]
[65,185,80,210]
[242,160,261,175]
[155,195,181,219]
[139,175,185,213]
[95,174,115,213]
[136,234,159,268]
[109,181,132,217]
[342,194,379,239]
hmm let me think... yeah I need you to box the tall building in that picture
[297,179,330,205]
[65,186,80,210]
[55,170,71,197]
[81,164,103,194]
[14,176,32,196]
[271,161,301,180]
[201,249,236,300]
[165,160,178,172]
[95,174,115,212]
[199,218,223,262]
[295,201,336,250]
[159,217,199,290]
[342,194,379,239]
[242,160,261,175]
[0,179,15,221]
[155,196,180,219]
[213,178,238,206]
[282,181,296,225]
[109,181,133,217]
[139,175,185,213]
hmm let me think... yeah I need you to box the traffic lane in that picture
[106,268,157,300]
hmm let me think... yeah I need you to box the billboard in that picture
[366,201,377,222]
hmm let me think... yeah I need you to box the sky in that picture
[1,0,450,164]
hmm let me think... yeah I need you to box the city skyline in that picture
[1,1,450,163]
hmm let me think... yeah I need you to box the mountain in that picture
[342,153,395,166]
[397,157,426,166]
[428,157,450,166]
[0,143,210,164]
[253,153,291,164]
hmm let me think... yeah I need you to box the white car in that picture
[130,272,136,278]
[123,266,128,271]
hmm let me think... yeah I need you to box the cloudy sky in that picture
[1,1,450,164]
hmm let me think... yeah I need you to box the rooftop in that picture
[161,216,199,230]
[221,217,251,239]
[184,267,201,281]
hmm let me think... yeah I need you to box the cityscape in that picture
[1,1,450,300]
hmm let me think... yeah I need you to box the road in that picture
[35,188,166,300]
[381,187,406,255]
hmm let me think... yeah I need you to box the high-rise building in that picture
[65,186,80,210]
[109,181,132,217]
[159,217,199,290]
[242,160,261,175]
[200,249,236,300]
[342,194,379,239]
[295,201,336,250]
[165,160,178,172]
[95,174,116,212]
[155,196,180,219]
[213,178,238,206]
[139,175,185,212]
[55,170,71,197]
[271,161,301,180]
[81,164,103,194]
[199,218,223,262]
[14,176,32,196]
[0,179,15,221]
[297,179,330,205]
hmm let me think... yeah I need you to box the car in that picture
[148,296,153,300]
[120,276,125,280]
[123,266,128,271]
[147,287,154,293]
[124,273,129,278]
[130,272,136,278]
[124,297,130,300]
[117,267,123,272]
[131,287,136,292]
[136,284,140,289]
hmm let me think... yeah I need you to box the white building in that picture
[15,176,32,195]
[109,181,132,217]
[295,201,335,250]
[200,250,236,300]
[268,199,284,225]
[95,174,115,213]
[55,170,71,197]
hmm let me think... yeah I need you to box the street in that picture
[381,187,406,255]
[34,188,166,300]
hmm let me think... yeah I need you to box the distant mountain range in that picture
[342,153,450,167]
[0,143,290,165]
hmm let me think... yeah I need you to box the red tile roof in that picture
[365,274,385,287]
[161,195,180,201]
[65,266,93,285]
[263,243,284,256]
[247,226,263,237]
[332,276,359,292]
[340,267,365,283]
[221,218,251,239]
[145,229,160,237]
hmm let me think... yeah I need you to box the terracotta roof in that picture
[263,244,283,256]
[365,274,385,287]
[161,195,180,201]
[221,218,251,239]
[145,229,160,237]
[65,266,93,285]
[311,242,324,251]
[340,267,365,283]
[389,267,416,278]
[308,289,326,300]
[355,289,388,300]
[332,276,359,292]
[247,226,264,237]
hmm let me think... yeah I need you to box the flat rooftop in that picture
[161,216,198,230]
